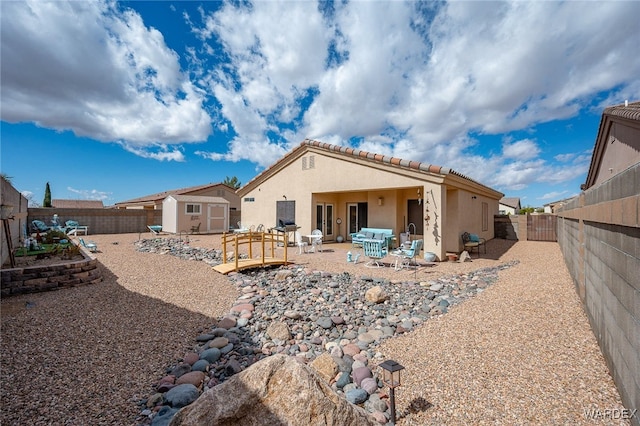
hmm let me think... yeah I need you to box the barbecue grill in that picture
[270,219,300,246]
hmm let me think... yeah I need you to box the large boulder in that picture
[169,354,377,426]
[365,286,388,303]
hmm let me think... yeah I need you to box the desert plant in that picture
[42,229,68,244]
[62,244,81,259]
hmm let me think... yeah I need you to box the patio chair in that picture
[190,222,201,234]
[310,229,323,253]
[65,220,88,235]
[362,239,387,268]
[79,238,98,253]
[294,231,308,254]
[461,232,486,257]
[147,225,162,235]
[395,239,423,271]
[31,220,50,233]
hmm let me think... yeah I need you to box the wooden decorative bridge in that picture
[212,230,290,274]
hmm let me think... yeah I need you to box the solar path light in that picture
[379,359,405,424]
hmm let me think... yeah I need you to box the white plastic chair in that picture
[311,229,323,253]
[294,231,308,254]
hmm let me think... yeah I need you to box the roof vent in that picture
[625,100,629,107]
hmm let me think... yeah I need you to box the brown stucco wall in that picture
[557,163,639,422]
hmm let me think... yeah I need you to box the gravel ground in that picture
[1,233,628,425]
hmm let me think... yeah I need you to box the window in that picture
[244,197,255,202]
[216,189,225,196]
[186,203,201,214]
[482,202,488,231]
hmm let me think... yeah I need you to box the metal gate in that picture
[527,214,557,241]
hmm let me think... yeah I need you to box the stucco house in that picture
[581,100,640,190]
[237,139,503,261]
[499,197,521,215]
[115,182,240,211]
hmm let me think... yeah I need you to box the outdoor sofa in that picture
[350,227,395,248]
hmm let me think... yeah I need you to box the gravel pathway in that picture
[1,234,628,425]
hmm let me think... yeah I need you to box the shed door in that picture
[208,204,227,233]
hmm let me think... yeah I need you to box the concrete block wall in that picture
[28,208,163,235]
[494,215,519,240]
[556,163,639,424]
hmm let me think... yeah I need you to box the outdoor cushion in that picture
[364,231,374,239]
[469,234,480,242]
[66,220,79,227]
[373,232,384,240]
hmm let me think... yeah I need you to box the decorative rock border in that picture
[0,247,102,296]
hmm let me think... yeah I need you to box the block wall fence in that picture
[28,208,163,235]
[556,163,639,424]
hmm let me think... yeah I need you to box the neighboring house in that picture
[115,183,240,212]
[162,195,229,234]
[556,100,639,420]
[52,199,104,209]
[237,139,503,260]
[543,196,575,214]
[499,197,521,215]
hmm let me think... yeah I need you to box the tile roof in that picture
[241,138,490,192]
[499,197,521,209]
[116,182,231,205]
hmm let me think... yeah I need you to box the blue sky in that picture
[2,1,639,207]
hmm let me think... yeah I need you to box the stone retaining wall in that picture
[0,248,102,297]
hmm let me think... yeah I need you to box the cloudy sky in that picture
[2,0,639,206]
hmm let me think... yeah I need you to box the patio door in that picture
[316,203,334,240]
[347,202,368,240]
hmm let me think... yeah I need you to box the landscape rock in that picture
[364,286,388,303]
[168,355,377,426]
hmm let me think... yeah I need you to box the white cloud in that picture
[539,190,568,201]
[554,153,575,162]
[0,0,212,150]
[120,142,186,162]
[67,187,112,201]
[502,139,540,161]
